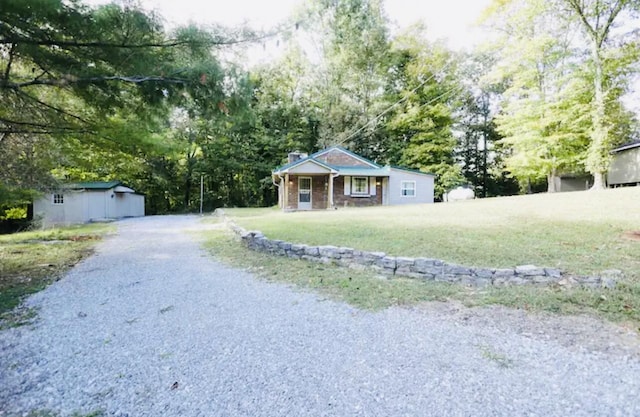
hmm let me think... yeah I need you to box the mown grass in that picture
[225,188,640,279]
[0,224,112,326]
[203,225,640,325]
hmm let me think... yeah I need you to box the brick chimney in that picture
[288,151,308,164]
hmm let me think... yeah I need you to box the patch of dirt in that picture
[412,301,640,358]
[68,235,100,242]
[622,230,640,241]
[25,239,71,244]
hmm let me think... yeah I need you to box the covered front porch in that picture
[280,174,335,210]
[275,173,386,211]
[272,149,389,211]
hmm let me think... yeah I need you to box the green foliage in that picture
[484,0,640,189]
[559,0,640,186]
[0,0,229,209]
[1,207,27,220]
[384,28,464,198]
[484,0,593,190]
[454,53,519,197]
[0,223,111,323]
[3,0,635,213]
[212,209,640,324]
[301,0,391,154]
[203,225,464,311]
[227,187,640,278]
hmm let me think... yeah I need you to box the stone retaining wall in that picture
[217,211,620,289]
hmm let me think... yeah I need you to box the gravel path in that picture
[1,215,639,417]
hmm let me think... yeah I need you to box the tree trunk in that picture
[547,169,558,193]
[591,172,607,190]
[586,42,610,190]
[184,177,192,209]
[482,105,489,198]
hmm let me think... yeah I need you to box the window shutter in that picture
[344,176,351,195]
[370,177,376,196]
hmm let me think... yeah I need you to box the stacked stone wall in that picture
[217,210,620,289]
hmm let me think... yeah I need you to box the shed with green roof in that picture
[34,181,144,226]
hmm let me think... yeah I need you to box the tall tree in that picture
[300,0,391,157]
[455,52,518,197]
[251,46,320,155]
[483,0,592,192]
[0,0,232,204]
[560,0,640,188]
[385,27,464,198]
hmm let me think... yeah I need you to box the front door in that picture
[298,177,312,210]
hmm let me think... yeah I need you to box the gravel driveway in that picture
[1,215,639,417]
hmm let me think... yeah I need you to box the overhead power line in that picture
[336,59,456,146]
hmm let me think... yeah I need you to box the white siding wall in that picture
[608,147,640,185]
[114,193,145,218]
[88,191,109,220]
[288,161,331,174]
[131,194,145,217]
[34,191,90,226]
[34,189,145,226]
[386,169,435,205]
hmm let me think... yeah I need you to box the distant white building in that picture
[444,186,475,202]
[34,181,144,226]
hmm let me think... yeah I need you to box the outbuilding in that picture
[34,181,145,226]
[608,140,640,187]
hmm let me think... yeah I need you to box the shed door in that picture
[298,177,312,210]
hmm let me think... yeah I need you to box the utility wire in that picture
[336,59,456,146]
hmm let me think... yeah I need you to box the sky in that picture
[84,0,638,115]
[86,0,494,51]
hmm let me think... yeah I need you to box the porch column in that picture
[284,173,289,210]
[328,174,334,209]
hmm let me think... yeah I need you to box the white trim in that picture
[287,159,333,174]
[298,176,312,210]
[612,142,640,153]
[382,178,389,205]
[52,193,64,205]
[388,166,436,177]
[114,185,135,193]
[344,176,351,195]
[313,147,380,168]
[401,181,416,197]
[276,158,336,174]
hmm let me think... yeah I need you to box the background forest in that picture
[1,0,639,219]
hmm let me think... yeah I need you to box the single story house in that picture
[34,181,145,226]
[272,147,435,210]
[608,140,640,187]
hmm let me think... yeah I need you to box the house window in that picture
[401,181,416,197]
[53,193,64,205]
[352,177,369,195]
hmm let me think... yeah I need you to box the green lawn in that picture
[226,188,640,279]
[0,223,112,326]
[203,223,640,324]
[205,189,640,324]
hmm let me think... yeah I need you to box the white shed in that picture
[34,181,145,226]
